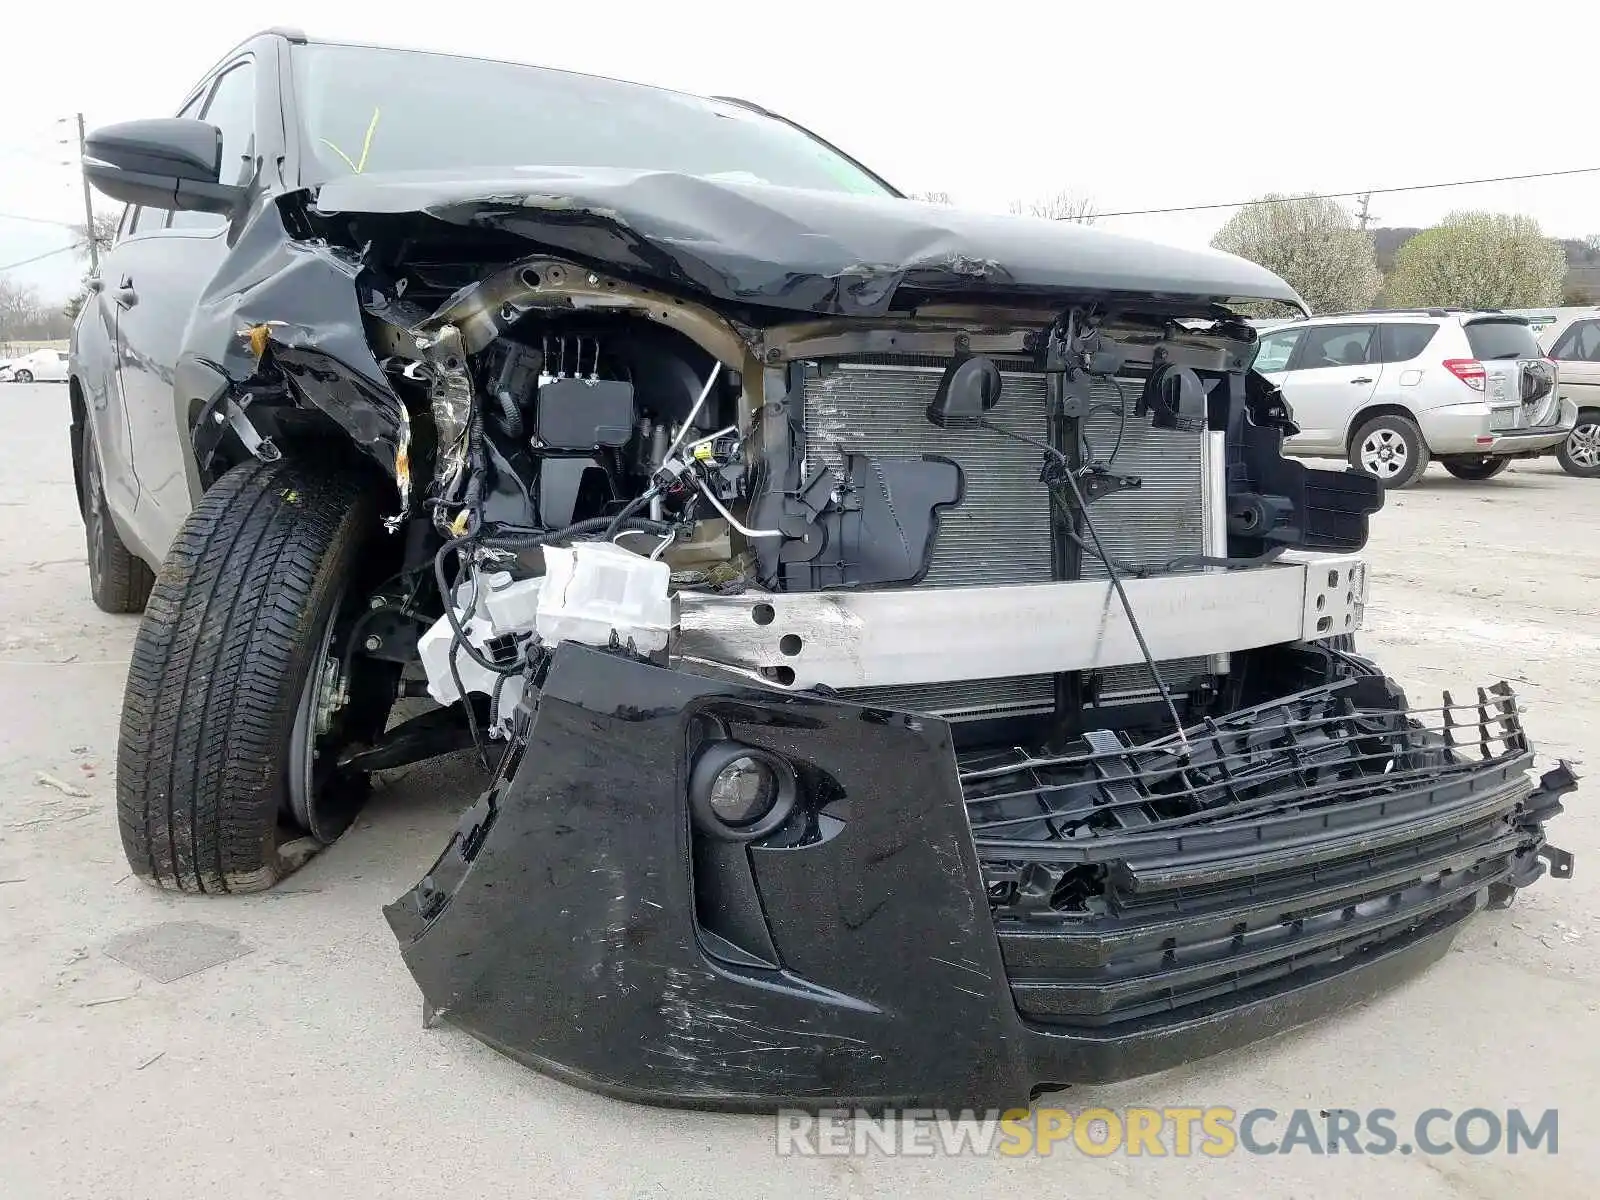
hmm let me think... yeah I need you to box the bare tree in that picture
[0,279,41,338]
[1008,191,1098,224]
[72,211,118,260]
[1386,212,1567,310]
[909,190,954,205]
[1583,233,1600,258]
[1210,194,1381,315]
[63,210,121,322]
[0,278,70,342]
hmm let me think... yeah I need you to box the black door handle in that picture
[113,280,138,308]
[1350,376,1373,384]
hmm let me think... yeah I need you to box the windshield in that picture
[290,43,892,197]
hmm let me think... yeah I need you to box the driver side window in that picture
[1300,324,1377,369]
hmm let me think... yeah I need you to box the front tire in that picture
[80,427,154,613]
[15,369,33,383]
[1556,411,1600,478]
[1349,414,1429,488]
[117,458,395,892]
[1441,455,1510,481]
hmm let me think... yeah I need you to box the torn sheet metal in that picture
[310,168,1309,318]
[183,200,413,489]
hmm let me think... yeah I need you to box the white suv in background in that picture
[1252,310,1575,487]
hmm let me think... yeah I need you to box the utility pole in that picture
[1355,191,1374,232]
[74,112,98,276]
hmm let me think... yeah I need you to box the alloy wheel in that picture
[1567,421,1600,470]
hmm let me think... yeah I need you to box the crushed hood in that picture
[311,167,1307,318]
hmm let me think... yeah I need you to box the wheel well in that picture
[1344,404,1419,454]
[195,401,392,495]
[69,378,87,517]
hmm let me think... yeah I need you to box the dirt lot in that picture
[2,383,1595,1198]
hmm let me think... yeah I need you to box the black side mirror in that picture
[83,118,244,215]
[927,355,1003,428]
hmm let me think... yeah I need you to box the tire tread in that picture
[117,459,368,893]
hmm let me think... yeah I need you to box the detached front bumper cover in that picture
[385,645,1577,1111]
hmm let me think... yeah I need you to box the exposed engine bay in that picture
[221,237,1389,752]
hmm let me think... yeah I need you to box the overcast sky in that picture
[4,0,1598,301]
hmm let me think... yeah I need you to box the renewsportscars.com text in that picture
[774,1106,1559,1158]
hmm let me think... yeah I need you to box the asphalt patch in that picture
[103,921,253,983]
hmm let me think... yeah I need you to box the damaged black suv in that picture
[73,27,1578,1109]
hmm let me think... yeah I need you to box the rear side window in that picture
[1464,320,1541,361]
[1299,324,1376,368]
[1378,323,1438,363]
[1251,329,1302,373]
[1550,320,1600,362]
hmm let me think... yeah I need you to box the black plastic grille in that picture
[961,673,1567,1031]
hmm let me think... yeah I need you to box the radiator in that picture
[801,356,1213,720]
[802,358,1053,589]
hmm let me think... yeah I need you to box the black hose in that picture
[432,537,524,677]
[450,634,490,770]
[460,402,487,516]
[601,491,655,540]
[492,388,524,440]
[479,514,671,547]
[1053,462,1188,747]
[979,416,1187,745]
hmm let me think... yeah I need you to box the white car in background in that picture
[1253,309,1575,487]
[0,348,70,383]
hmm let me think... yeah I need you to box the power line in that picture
[0,211,78,228]
[1091,165,1600,220]
[0,245,78,272]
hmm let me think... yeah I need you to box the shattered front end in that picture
[79,41,1577,1109]
[387,642,1576,1109]
[341,226,1578,1107]
[175,165,1576,1107]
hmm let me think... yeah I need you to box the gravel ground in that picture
[2,382,1594,1198]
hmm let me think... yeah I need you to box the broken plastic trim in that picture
[385,645,1575,1111]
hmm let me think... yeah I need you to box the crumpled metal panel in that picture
[182,200,411,484]
[312,167,1309,318]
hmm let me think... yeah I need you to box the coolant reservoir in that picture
[537,541,673,654]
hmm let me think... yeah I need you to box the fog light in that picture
[708,756,778,826]
[690,741,798,840]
